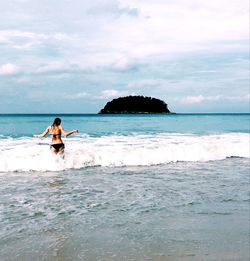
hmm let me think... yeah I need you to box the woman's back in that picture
[50,125,63,144]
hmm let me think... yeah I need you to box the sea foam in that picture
[0,133,249,172]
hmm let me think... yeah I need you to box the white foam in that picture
[0,133,249,172]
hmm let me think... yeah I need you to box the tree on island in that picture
[99,95,171,114]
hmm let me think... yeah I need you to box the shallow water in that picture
[0,158,249,260]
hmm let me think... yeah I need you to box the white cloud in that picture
[87,1,139,17]
[0,30,74,43]
[0,30,46,40]
[1,0,248,68]
[112,56,136,71]
[0,63,19,75]
[182,95,205,104]
[52,33,73,41]
[0,30,46,50]
[103,0,249,60]
[128,79,165,89]
[245,94,250,100]
[36,61,66,73]
[0,30,74,50]
[181,94,249,104]
[95,89,132,99]
[224,94,250,101]
[64,92,88,99]
[36,61,79,74]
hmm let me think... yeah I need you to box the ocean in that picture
[0,114,249,260]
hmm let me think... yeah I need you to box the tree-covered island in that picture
[99,95,172,114]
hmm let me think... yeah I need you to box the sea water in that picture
[0,114,249,260]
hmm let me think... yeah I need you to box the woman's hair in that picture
[52,118,61,127]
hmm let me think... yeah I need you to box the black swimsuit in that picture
[50,133,64,151]
[50,143,65,150]
[52,133,61,138]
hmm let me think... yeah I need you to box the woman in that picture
[34,118,78,154]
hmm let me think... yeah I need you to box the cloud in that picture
[0,30,46,40]
[182,95,205,104]
[36,61,79,74]
[225,94,250,101]
[64,92,89,99]
[0,63,19,75]
[181,94,249,104]
[245,94,250,100]
[87,1,139,17]
[0,30,74,50]
[27,90,89,101]
[95,89,133,99]
[128,79,165,89]
[101,0,248,62]
[0,30,46,50]
[1,0,248,66]
[112,56,138,71]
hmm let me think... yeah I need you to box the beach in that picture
[0,114,249,260]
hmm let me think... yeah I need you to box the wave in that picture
[0,133,249,172]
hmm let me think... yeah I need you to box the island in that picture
[98,95,171,114]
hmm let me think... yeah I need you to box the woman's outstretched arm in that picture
[34,127,50,138]
[60,126,78,137]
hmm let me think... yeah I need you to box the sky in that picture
[0,0,249,113]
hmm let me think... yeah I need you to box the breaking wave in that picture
[0,133,249,172]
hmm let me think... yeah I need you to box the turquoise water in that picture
[0,113,249,138]
[0,114,249,260]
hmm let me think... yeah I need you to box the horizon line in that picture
[0,112,249,115]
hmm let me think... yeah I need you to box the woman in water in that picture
[34,118,78,154]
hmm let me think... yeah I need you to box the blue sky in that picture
[0,0,249,113]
